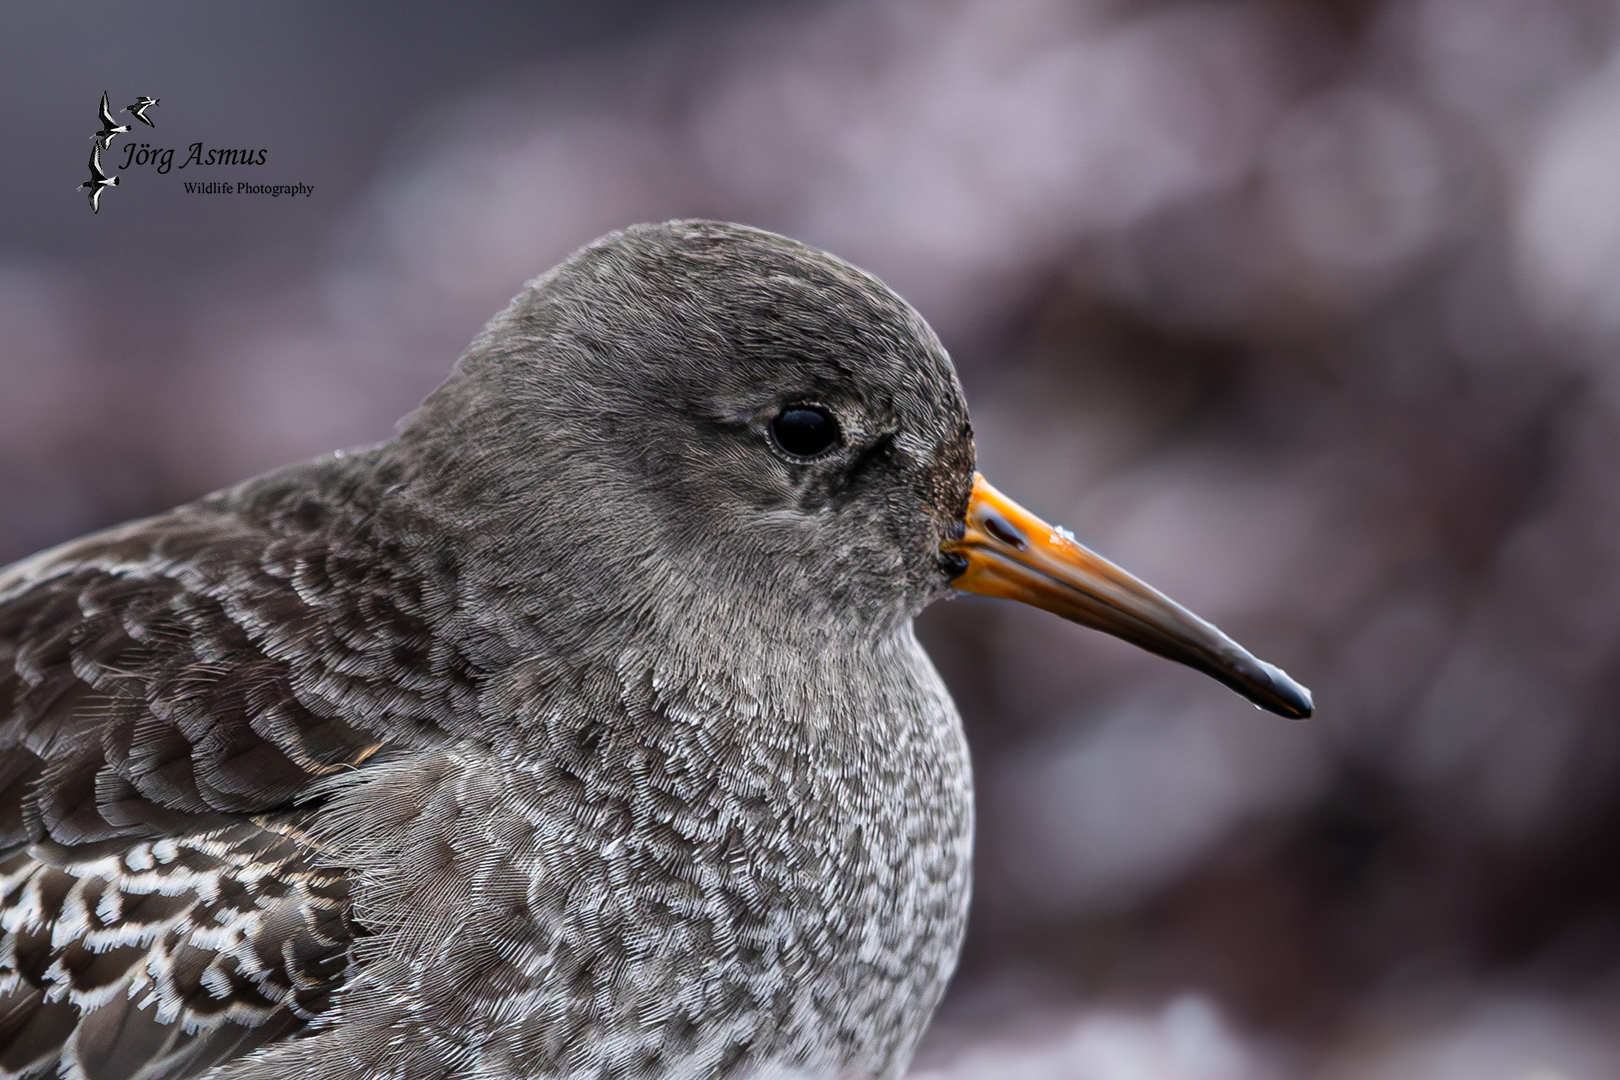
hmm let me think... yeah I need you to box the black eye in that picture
[769,406,839,458]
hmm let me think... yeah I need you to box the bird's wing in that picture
[0,504,419,1080]
[97,93,115,128]
[87,147,107,183]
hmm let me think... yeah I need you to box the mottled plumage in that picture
[0,220,1310,1080]
[0,222,980,1079]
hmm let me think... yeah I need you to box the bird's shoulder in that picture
[0,457,471,849]
[0,453,479,1078]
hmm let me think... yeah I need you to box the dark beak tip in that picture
[1225,654,1312,719]
[1260,665,1314,720]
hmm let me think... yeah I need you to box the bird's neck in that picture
[221,446,975,1078]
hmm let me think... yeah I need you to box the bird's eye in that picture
[769,406,840,458]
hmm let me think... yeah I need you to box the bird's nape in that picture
[943,473,1312,719]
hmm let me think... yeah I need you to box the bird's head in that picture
[397,220,1310,718]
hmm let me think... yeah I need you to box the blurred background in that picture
[6,1,1620,1076]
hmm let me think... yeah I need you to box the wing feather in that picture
[0,477,460,1079]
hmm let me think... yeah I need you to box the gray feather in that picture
[0,221,979,1079]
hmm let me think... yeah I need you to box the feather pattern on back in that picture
[0,452,476,1080]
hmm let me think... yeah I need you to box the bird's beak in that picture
[943,473,1313,719]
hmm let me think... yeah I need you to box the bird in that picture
[0,221,1310,1080]
[92,91,130,150]
[77,145,118,214]
[123,96,160,128]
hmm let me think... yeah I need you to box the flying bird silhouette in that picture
[124,95,160,127]
[92,91,130,149]
[77,144,118,213]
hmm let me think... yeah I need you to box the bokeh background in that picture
[6,1,1620,1076]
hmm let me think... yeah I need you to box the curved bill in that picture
[943,474,1313,719]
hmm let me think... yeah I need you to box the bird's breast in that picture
[319,632,973,1079]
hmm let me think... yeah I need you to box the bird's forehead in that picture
[605,225,915,336]
[615,248,957,404]
[506,223,970,437]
